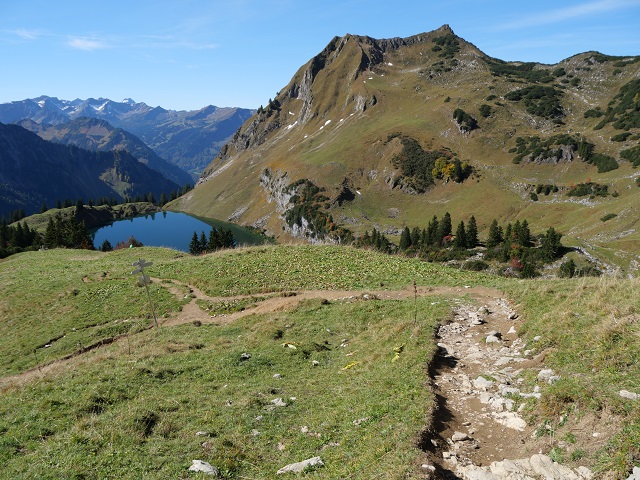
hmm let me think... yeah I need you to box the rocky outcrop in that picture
[259,168,293,213]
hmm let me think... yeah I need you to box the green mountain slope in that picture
[171,25,640,272]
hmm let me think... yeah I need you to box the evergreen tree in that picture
[189,231,201,255]
[467,216,478,248]
[540,227,563,262]
[0,221,8,248]
[453,158,463,182]
[518,219,531,247]
[504,223,513,245]
[100,239,113,252]
[40,202,48,214]
[362,230,370,246]
[426,216,439,246]
[221,229,235,249]
[486,219,502,248]
[410,227,421,248]
[437,212,452,245]
[44,217,57,248]
[208,228,221,251]
[399,227,412,251]
[199,231,208,252]
[454,221,467,249]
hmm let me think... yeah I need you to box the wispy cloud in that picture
[500,0,640,29]
[14,28,41,40]
[67,37,109,51]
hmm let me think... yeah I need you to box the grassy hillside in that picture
[1,246,639,478]
[172,26,640,273]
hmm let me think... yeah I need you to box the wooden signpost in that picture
[131,258,159,328]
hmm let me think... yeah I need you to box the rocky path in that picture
[423,294,596,479]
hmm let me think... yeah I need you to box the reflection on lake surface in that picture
[91,211,268,252]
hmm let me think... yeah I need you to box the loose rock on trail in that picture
[421,292,597,479]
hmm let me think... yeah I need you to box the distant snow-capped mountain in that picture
[0,96,255,177]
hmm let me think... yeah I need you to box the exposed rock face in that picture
[260,168,293,212]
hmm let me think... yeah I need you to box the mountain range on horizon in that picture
[168,24,640,273]
[0,96,254,178]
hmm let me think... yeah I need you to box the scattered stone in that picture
[507,326,517,334]
[273,373,282,379]
[276,456,324,474]
[620,390,640,401]
[277,442,286,451]
[255,415,263,421]
[240,352,252,360]
[195,431,210,437]
[486,335,501,343]
[538,369,560,384]
[188,459,218,475]
[487,330,502,338]
[311,360,320,366]
[271,398,287,407]
[493,411,527,431]
[474,376,494,390]
[626,466,640,480]
[576,466,594,479]
[530,453,583,479]
[508,312,518,320]
[352,417,369,426]
[452,431,470,442]
[422,464,437,474]
[251,429,260,436]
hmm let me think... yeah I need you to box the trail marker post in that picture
[131,258,159,328]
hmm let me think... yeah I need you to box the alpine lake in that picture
[91,211,270,252]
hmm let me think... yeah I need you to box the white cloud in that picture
[14,29,40,40]
[500,0,640,29]
[67,37,108,51]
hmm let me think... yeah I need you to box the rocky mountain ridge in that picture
[173,25,640,272]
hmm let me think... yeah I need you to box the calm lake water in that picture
[91,211,268,252]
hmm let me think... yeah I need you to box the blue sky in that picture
[1,0,639,111]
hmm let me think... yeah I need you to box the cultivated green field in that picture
[1,246,639,478]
